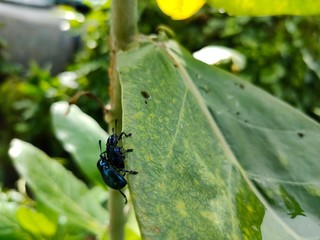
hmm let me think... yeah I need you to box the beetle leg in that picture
[119,189,128,204]
[118,132,132,140]
[119,169,139,175]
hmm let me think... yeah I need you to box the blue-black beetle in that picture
[97,140,138,204]
[106,120,133,169]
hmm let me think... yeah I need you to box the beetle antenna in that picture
[99,140,102,154]
[114,119,118,134]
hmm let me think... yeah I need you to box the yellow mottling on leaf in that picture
[176,200,188,217]
[200,210,219,224]
[146,154,153,162]
[246,205,254,214]
[157,182,167,191]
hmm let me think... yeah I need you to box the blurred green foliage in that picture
[0,0,319,189]
[1,1,320,189]
[139,5,320,121]
[0,2,320,238]
[0,3,112,238]
[0,2,111,187]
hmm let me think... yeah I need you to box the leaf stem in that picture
[108,190,126,240]
[108,0,138,240]
[110,0,138,51]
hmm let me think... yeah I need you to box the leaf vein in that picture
[166,88,188,158]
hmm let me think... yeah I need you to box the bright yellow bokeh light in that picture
[156,0,206,20]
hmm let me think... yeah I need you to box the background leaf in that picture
[208,0,320,16]
[156,0,206,20]
[16,207,56,237]
[0,200,29,240]
[117,39,320,239]
[8,139,107,235]
[51,101,108,184]
[50,101,141,240]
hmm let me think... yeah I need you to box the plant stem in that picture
[109,0,138,120]
[108,0,138,240]
[108,189,126,240]
[110,0,137,51]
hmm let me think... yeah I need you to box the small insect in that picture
[98,120,138,204]
[106,120,133,169]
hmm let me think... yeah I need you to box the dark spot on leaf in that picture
[234,82,245,89]
[236,112,240,116]
[297,132,304,138]
[244,120,249,123]
[141,90,151,99]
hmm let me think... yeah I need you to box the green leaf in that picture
[50,101,108,184]
[0,199,29,240]
[208,0,320,16]
[16,207,56,237]
[8,139,107,235]
[51,101,141,239]
[117,40,320,239]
